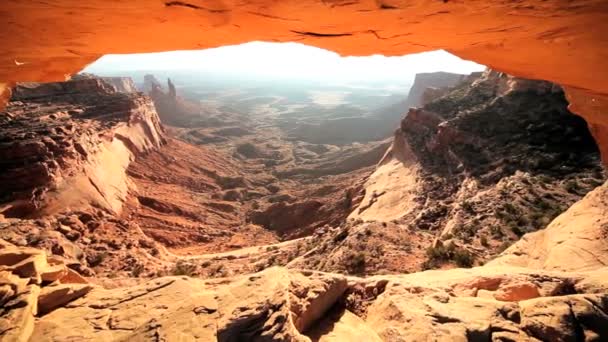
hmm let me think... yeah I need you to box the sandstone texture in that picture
[405,71,468,108]
[0,22,606,337]
[1,0,608,164]
[491,181,608,272]
[0,242,93,342]
[0,77,164,218]
[1,243,606,341]
[295,69,606,274]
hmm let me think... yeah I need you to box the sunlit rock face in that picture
[143,75,203,127]
[406,72,467,108]
[0,77,165,218]
[1,0,607,161]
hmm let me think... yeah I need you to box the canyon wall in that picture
[342,70,605,270]
[100,77,138,94]
[0,77,164,218]
[405,72,467,108]
[144,75,203,127]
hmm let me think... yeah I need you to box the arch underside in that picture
[1,0,607,160]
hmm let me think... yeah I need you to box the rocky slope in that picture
[0,77,164,218]
[100,77,138,94]
[0,74,371,280]
[0,70,607,341]
[3,0,608,168]
[289,69,605,275]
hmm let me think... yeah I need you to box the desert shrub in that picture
[503,202,519,215]
[131,263,145,277]
[333,228,349,243]
[172,260,197,276]
[87,252,107,267]
[425,241,475,269]
[458,225,476,239]
[343,191,353,208]
[266,254,278,266]
[565,179,580,193]
[510,224,524,237]
[480,235,489,247]
[490,225,503,238]
[345,251,366,274]
[534,198,552,211]
[453,249,475,268]
[253,262,267,272]
[497,241,511,253]
[461,200,475,213]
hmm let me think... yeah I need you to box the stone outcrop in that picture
[343,69,606,270]
[0,77,165,218]
[0,242,92,342]
[0,244,605,341]
[145,75,203,127]
[405,71,467,108]
[490,180,608,272]
[100,77,138,94]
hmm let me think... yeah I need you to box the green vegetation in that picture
[461,200,475,213]
[345,251,366,274]
[171,260,198,276]
[565,179,580,193]
[423,241,475,269]
[480,235,489,247]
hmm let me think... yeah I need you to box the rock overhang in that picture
[1,0,608,160]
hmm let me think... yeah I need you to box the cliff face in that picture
[0,77,164,218]
[0,73,606,341]
[145,75,202,127]
[142,74,161,94]
[100,77,138,93]
[293,69,605,274]
[405,71,467,108]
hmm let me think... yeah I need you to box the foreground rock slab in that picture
[1,247,604,341]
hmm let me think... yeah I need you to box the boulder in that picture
[0,284,40,342]
[58,268,88,284]
[37,283,93,315]
[494,282,541,302]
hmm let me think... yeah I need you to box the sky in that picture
[83,42,485,84]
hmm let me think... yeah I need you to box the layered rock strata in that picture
[293,69,606,274]
[0,77,164,218]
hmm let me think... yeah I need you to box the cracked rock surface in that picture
[0,245,605,341]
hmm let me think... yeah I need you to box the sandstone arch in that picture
[2,0,608,159]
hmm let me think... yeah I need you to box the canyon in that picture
[1,1,608,340]
[1,65,607,340]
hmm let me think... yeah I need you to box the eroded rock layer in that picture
[289,70,606,275]
[2,242,607,342]
[0,78,164,218]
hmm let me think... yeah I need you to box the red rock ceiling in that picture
[1,0,607,159]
